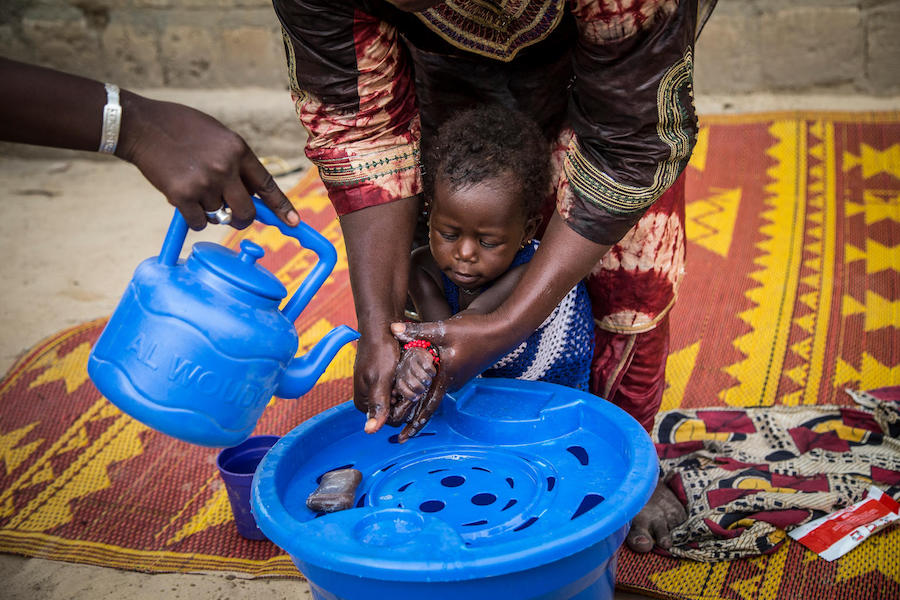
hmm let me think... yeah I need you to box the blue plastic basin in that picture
[252,378,658,599]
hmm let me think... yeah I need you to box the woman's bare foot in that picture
[626,479,686,553]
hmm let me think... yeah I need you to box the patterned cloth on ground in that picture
[655,387,900,562]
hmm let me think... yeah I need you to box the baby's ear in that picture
[523,213,542,241]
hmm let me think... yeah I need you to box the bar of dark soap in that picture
[306,468,363,513]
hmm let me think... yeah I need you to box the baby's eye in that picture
[479,239,500,248]
[438,231,458,241]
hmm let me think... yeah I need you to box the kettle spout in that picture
[275,325,360,399]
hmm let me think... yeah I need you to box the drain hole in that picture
[462,520,488,526]
[567,446,589,466]
[472,467,491,473]
[379,462,397,473]
[547,477,556,491]
[418,432,437,437]
[501,499,517,511]
[441,475,465,487]
[513,517,538,531]
[471,493,496,506]
[506,477,515,489]
[315,464,354,484]
[420,500,445,513]
[398,482,414,492]
[429,468,448,474]
[355,493,367,508]
[572,494,605,519]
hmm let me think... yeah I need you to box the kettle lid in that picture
[191,239,286,301]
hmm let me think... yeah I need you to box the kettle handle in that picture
[158,197,337,323]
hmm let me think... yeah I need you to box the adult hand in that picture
[338,196,420,434]
[117,94,300,230]
[353,330,401,434]
[390,314,506,441]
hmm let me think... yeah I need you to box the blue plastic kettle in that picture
[87,198,360,447]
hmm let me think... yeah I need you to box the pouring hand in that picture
[353,330,400,434]
[0,59,299,230]
[117,95,300,230]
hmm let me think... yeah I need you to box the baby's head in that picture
[424,105,549,292]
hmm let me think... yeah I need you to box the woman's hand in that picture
[117,93,299,230]
[390,314,507,441]
[353,329,402,434]
[338,196,420,434]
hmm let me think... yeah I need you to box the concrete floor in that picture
[1,91,898,599]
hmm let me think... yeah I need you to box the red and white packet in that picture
[789,485,900,561]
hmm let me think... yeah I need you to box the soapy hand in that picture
[390,315,509,442]
[393,346,438,403]
[354,330,401,434]
[387,345,439,428]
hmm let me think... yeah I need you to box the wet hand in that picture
[393,347,438,403]
[388,346,439,427]
[390,316,509,441]
[353,330,400,434]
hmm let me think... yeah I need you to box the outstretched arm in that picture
[0,58,299,230]
[391,248,448,417]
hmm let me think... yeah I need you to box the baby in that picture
[393,105,594,414]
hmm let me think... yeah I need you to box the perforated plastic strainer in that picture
[252,378,658,600]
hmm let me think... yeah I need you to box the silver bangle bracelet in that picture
[98,83,121,154]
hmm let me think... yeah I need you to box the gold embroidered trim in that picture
[564,47,695,214]
[315,144,420,188]
[281,28,300,96]
[416,0,565,62]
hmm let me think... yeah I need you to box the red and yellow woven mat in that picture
[616,112,900,599]
[0,112,898,597]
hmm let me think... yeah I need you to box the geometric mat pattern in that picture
[0,112,897,598]
[617,111,900,599]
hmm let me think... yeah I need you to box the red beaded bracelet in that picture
[403,339,440,365]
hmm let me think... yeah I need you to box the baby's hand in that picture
[393,347,438,404]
